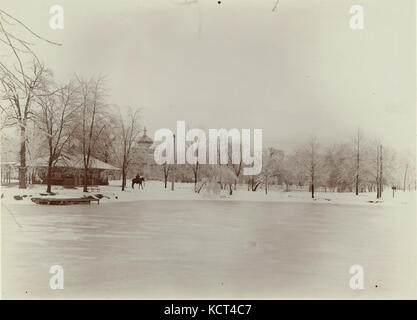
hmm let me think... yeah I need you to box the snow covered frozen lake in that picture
[1,199,416,299]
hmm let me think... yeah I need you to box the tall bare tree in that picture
[77,77,107,192]
[186,138,204,192]
[115,107,141,191]
[305,136,320,199]
[379,145,383,198]
[0,9,61,188]
[352,128,364,196]
[0,60,46,188]
[162,162,170,188]
[228,141,242,190]
[375,144,384,199]
[35,80,80,193]
[259,147,284,195]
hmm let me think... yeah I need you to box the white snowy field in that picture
[1,180,415,206]
[1,181,416,299]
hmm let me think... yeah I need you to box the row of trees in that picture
[274,133,405,199]
[155,131,415,199]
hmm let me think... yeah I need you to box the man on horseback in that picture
[132,174,145,189]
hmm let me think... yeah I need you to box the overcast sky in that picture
[2,0,416,153]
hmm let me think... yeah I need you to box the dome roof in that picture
[138,127,153,144]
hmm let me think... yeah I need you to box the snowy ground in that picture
[1,181,416,299]
[1,179,415,207]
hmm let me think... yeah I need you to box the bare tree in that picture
[35,80,80,193]
[0,60,46,188]
[304,136,320,198]
[185,125,207,192]
[0,9,60,189]
[377,144,383,199]
[0,9,61,188]
[193,154,199,190]
[218,165,237,195]
[401,153,416,192]
[187,138,204,192]
[375,144,385,199]
[162,162,170,188]
[260,147,284,195]
[92,119,118,164]
[352,128,364,196]
[115,107,141,191]
[77,77,108,192]
[228,141,242,190]
[403,163,408,192]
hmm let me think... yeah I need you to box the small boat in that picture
[31,196,99,205]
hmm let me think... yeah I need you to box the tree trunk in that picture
[355,175,359,196]
[194,169,198,192]
[355,133,360,196]
[46,160,53,193]
[403,164,408,192]
[83,167,88,192]
[311,183,315,198]
[121,159,126,191]
[379,145,383,198]
[376,145,380,199]
[164,174,168,188]
[121,172,126,191]
[19,125,27,189]
[265,175,268,195]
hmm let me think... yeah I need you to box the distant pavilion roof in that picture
[31,154,120,171]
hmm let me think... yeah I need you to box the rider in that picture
[132,174,140,189]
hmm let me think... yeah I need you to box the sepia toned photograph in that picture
[0,0,416,301]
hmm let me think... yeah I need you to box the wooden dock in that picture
[31,197,100,205]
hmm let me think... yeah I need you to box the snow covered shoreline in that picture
[1,180,415,208]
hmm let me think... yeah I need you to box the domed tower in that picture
[137,127,154,177]
[137,127,153,148]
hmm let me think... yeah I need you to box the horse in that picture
[132,176,145,189]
